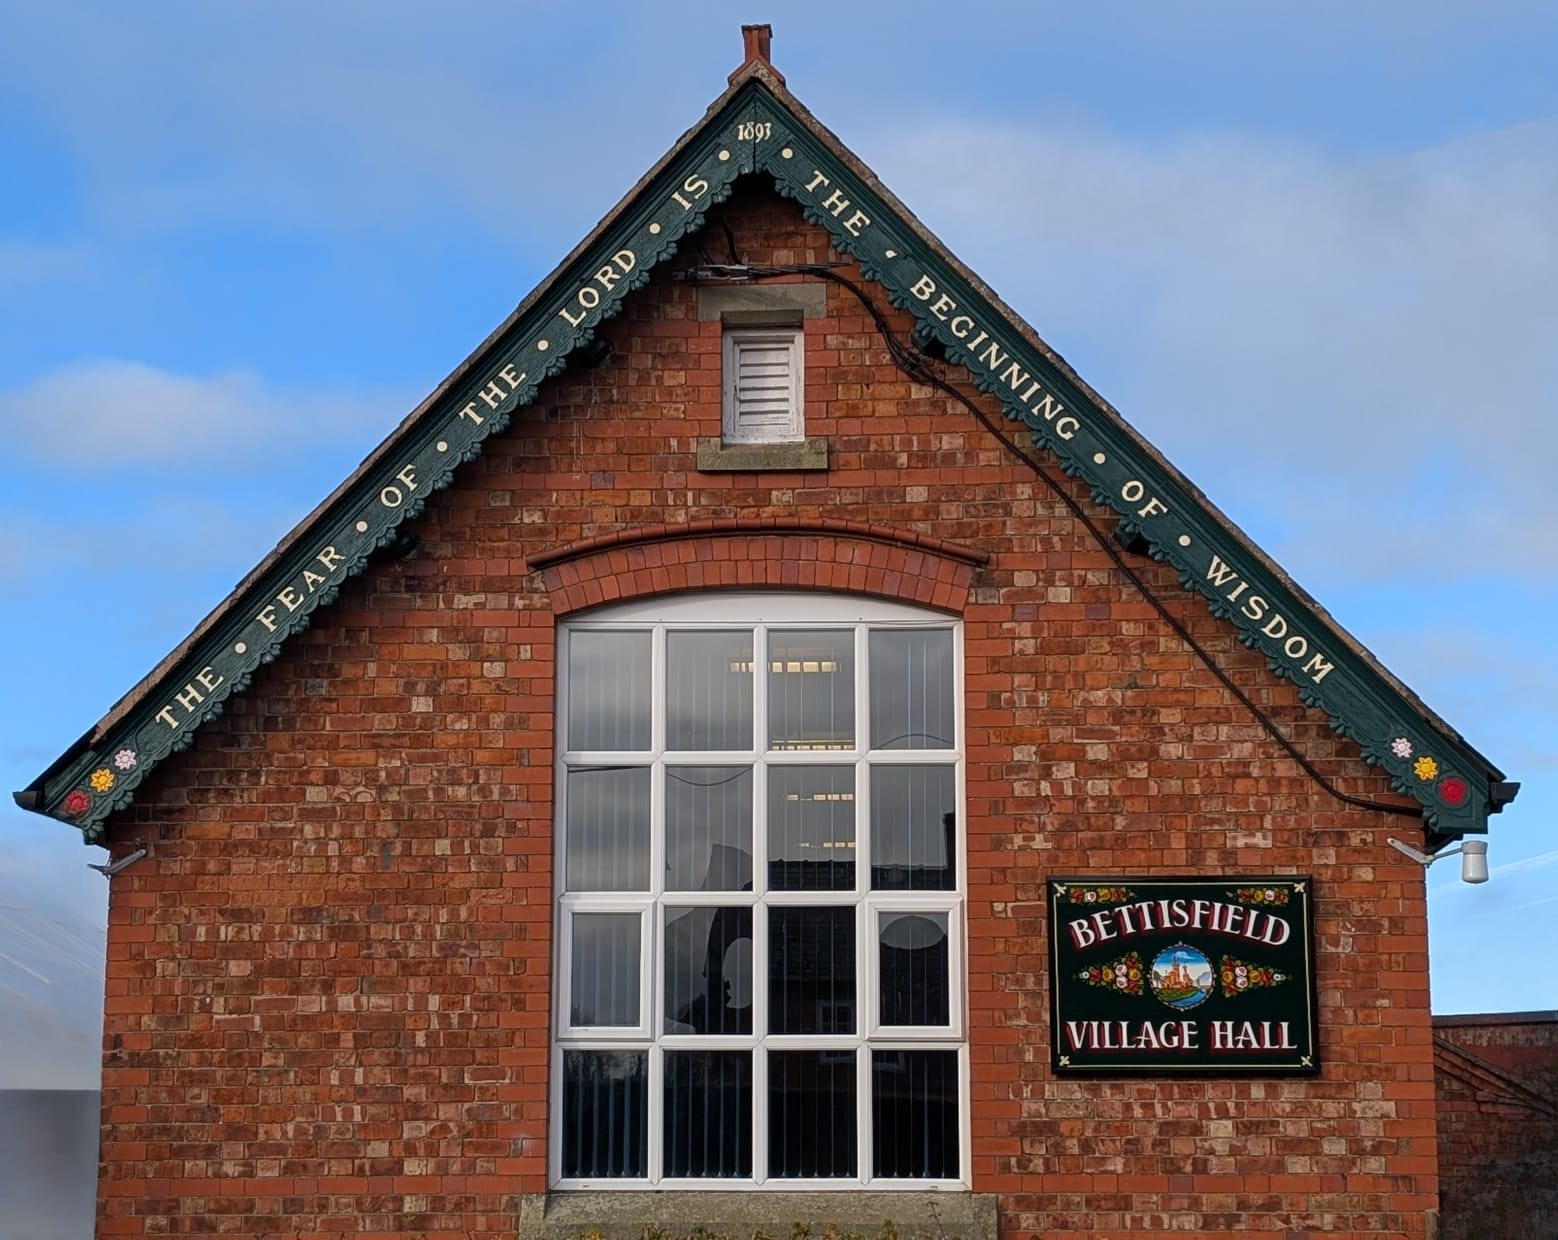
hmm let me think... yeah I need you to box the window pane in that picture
[768,766,856,892]
[869,764,956,891]
[568,631,651,751]
[768,630,854,751]
[570,913,641,1027]
[869,630,953,750]
[561,1050,647,1179]
[664,907,754,1035]
[769,907,855,1035]
[566,766,650,892]
[668,631,754,750]
[879,913,950,1027]
[665,766,753,892]
[872,1051,958,1179]
[664,1051,753,1178]
[768,1051,857,1178]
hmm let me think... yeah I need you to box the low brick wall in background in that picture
[1434,1011,1558,1239]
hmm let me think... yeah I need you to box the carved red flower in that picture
[1438,776,1469,808]
[61,789,91,815]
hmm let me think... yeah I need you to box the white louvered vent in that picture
[722,328,803,444]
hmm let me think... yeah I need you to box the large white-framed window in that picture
[553,593,967,1189]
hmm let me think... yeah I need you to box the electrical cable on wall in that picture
[684,259,1419,820]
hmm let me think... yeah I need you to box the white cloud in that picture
[0,6,700,246]
[869,117,1558,585]
[0,240,88,288]
[1,358,406,469]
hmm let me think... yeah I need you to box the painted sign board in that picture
[1049,877,1318,1074]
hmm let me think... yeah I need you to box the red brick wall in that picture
[1434,1014,1558,1238]
[96,184,1439,1239]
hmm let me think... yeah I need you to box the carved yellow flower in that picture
[89,768,115,793]
[1413,756,1439,782]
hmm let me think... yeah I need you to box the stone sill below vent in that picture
[696,437,829,472]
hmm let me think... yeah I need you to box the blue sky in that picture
[2,2,1555,1088]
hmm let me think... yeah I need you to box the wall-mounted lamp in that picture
[88,845,148,878]
[1386,837,1488,884]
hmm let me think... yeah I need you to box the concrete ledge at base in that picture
[696,439,829,472]
[518,1190,999,1240]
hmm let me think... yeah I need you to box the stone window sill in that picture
[518,1190,998,1240]
[696,437,829,472]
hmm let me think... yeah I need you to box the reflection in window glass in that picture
[664,1052,753,1179]
[562,1050,647,1178]
[869,630,954,750]
[769,1051,857,1178]
[568,631,651,751]
[768,766,855,892]
[769,906,855,1035]
[879,913,950,1026]
[872,1050,958,1179]
[664,907,754,1036]
[768,630,854,751]
[668,631,754,751]
[565,766,650,892]
[665,766,753,892]
[870,764,956,890]
[571,912,641,1027]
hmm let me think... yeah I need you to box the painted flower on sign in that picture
[1219,955,1288,998]
[1231,886,1290,906]
[1390,737,1413,760]
[1078,951,1144,996]
[89,768,115,793]
[113,748,138,771]
[61,789,91,815]
[1413,756,1439,782]
[1068,886,1133,905]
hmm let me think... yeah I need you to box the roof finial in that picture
[730,23,784,85]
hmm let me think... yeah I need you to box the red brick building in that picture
[16,28,1521,1240]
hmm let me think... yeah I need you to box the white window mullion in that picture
[752,1037,770,1185]
[753,621,770,901]
[548,1042,564,1186]
[855,1038,871,1186]
[753,620,770,755]
[645,1042,663,1184]
[651,625,667,764]
[854,624,870,754]
[855,893,872,1183]
[958,1041,972,1186]
[752,888,770,1049]
[649,758,665,907]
